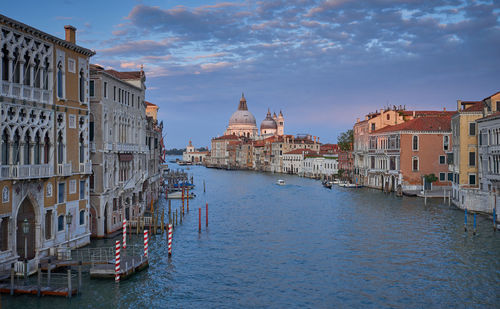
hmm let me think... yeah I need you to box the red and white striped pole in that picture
[144,229,149,258]
[115,240,121,282]
[167,224,173,257]
[122,219,127,249]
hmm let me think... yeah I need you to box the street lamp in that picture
[66,213,73,257]
[22,218,29,280]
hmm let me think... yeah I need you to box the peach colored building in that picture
[368,115,452,191]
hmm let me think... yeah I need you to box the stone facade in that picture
[0,15,94,268]
[89,65,149,237]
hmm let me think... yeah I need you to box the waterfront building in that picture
[0,15,94,268]
[208,135,241,167]
[449,100,487,207]
[477,108,500,222]
[145,104,163,209]
[182,140,208,163]
[451,91,500,214]
[283,149,311,175]
[367,114,452,191]
[88,64,150,237]
[145,101,158,120]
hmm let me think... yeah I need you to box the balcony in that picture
[79,162,92,174]
[1,81,51,104]
[0,164,53,180]
[57,163,72,176]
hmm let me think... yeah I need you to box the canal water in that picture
[4,162,500,308]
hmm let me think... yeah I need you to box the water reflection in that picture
[3,163,500,308]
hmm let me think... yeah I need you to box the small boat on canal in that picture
[276,179,285,186]
[166,191,196,199]
[322,181,332,189]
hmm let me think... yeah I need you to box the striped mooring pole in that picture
[122,219,127,249]
[464,208,468,232]
[144,229,149,258]
[167,224,173,257]
[115,240,121,282]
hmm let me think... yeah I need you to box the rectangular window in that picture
[58,215,64,231]
[113,86,116,101]
[439,172,445,181]
[45,210,52,240]
[469,174,476,185]
[496,101,500,112]
[118,88,121,102]
[447,173,453,181]
[68,58,76,73]
[69,179,76,194]
[104,82,107,98]
[412,157,418,171]
[412,136,418,151]
[439,155,445,164]
[443,136,449,151]
[58,182,65,204]
[469,151,475,166]
[371,123,375,131]
[132,94,134,107]
[69,114,76,128]
[80,180,85,199]
[89,80,95,97]
[469,123,476,136]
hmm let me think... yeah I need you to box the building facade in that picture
[0,16,94,268]
[88,64,150,237]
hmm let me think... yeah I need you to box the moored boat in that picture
[276,179,285,185]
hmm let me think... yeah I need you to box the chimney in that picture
[356,118,360,123]
[443,107,446,111]
[412,110,415,117]
[64,25,77,44]
[365,115,369,120]
[380,109,384,114]
[457,100,462,111]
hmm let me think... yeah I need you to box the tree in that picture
[338,129,353,151]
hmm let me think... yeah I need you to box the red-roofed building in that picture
[367,115,453,192]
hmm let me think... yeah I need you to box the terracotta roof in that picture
[477,111,500,122]
[400,110,455,117]
[373,115,451,133]
[104,69,142,80]
[213,135,240,141]
[462,101,484,112]
[253,140,265,147]
[145,101,157,107]
[284,148,317,155]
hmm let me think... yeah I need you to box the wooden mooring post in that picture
[67,266,72,298]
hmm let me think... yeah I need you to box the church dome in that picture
[228,94,257,126]
[260,109,277,130]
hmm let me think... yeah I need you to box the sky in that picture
[3,0,500,148]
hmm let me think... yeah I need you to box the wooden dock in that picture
[0,284,77,297]
[90,255,149,279]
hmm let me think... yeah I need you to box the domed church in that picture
[225,93,258,138]
[225,93,284,138]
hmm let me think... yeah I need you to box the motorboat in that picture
[322,181,332,189]
[276,179,285,186]
[166,191,196,199]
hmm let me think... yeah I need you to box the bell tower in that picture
[277,110,284,136]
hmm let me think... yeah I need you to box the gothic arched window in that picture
[57,131,64,164]
[57,62,63,98]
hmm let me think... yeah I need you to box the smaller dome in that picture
[260,109,277,130]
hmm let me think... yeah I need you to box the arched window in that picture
[12,130,20,164]
[57,131,64,164]
[1,129,8,165]
[34,57,41,88]
[79,133,84,163]
[412,135,418,151]
[34,132,41,164]
[1,45,9,81]
[23,132,30,165]
[79,210,85,225]
[13,48,20,84]
[23,51,31,86]
[44,132,50,164]
[79,69,85,102]
[58,215,64,231]
[42,58,49,90]
[57,62,63,98]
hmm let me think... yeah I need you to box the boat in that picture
[339,182,364,188]
[276,179,285,186]
[166,191,196,199]
[322,181,332,189]
[332,179,340,185]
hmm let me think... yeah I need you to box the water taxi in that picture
[276,179,286,186]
